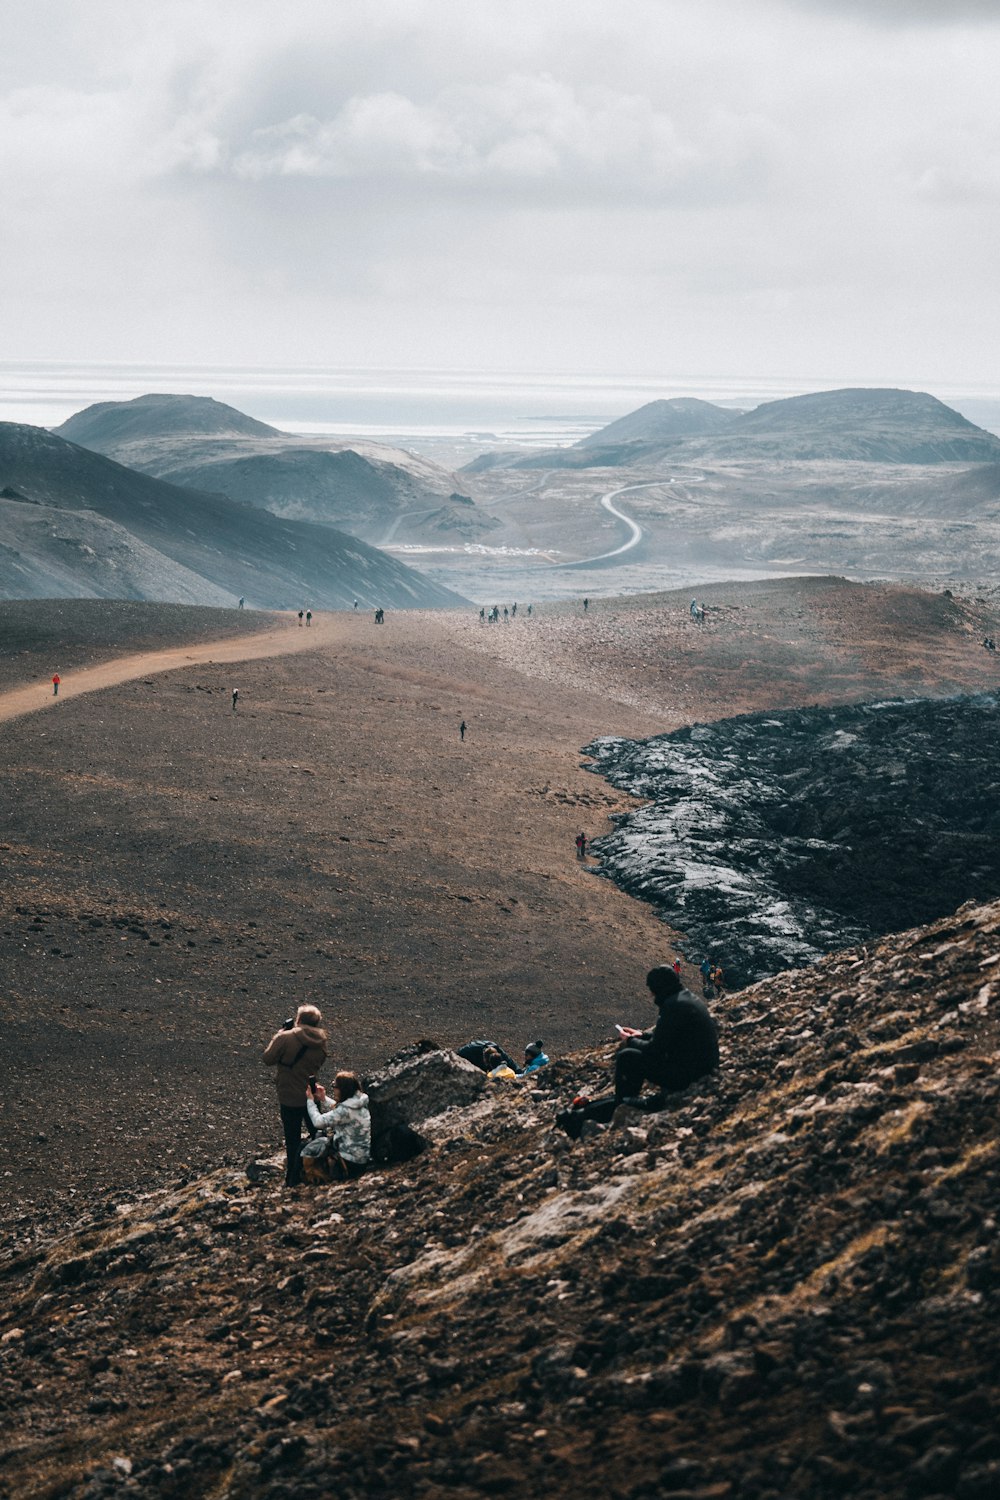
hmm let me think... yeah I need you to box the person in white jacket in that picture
[304,1071,372,1181]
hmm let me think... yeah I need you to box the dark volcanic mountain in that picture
[686,387,1000,464]
[0,423,466,609]
[57,395,496,546]
[493,386,1000,473]
[576,396,739,449]
[57,392,282,445]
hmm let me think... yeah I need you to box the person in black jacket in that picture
[614,965,719,1104]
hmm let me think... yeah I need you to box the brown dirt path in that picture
[0,613,337,724]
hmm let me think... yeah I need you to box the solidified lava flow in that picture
[585,692,1000,986]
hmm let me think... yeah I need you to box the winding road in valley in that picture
[555,475,704,570]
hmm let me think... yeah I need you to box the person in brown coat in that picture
[263,1004,329,1186]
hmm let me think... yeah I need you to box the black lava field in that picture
[585,693,1000,987]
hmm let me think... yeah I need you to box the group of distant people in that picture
[480,602,530,623]
[699,955,726,998]
[263,1007,371,1187]
[263,1009,553,1188]
[297,610,313,626]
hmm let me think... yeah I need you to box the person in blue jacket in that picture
[521,1040,549,1074]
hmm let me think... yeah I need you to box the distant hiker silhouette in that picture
[51,674,60,697]
[238,597,245,610]
[353,600,358,610]
[583,597,589,613]
[575,831,587,860]
[374,608,384,624]
[232,688,239,712]
[511,602,517,617]
[306,610,312,626]
[460,720,466,741]
[298,610,304,626]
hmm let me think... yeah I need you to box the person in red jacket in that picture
[52,674,60,697]
[262,1005,329,1187]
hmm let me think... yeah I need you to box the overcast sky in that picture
[3,0,999,389]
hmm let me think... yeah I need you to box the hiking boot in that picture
[612,1101,647,1128]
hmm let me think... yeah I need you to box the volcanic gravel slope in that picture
[2,579,1000,1223]
[0,897,997,1500]
[1,578,1000,1500]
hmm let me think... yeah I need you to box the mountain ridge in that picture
[0,423,467,609]
[56,392,283,444]
[56,395,497,546]
[515,386,1000,470]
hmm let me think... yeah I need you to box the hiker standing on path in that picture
[263,1006,329,1188]
[298,610,304,626]
[614,966,719,1105]
[306,610,312,626]
[51,674,60,697]
[460,720,466,741]
[575,831,588,860]
[583,597,589,613]
[238,597,245,610]
[232,688,239,712]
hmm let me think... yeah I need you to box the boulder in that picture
[365,1048,487,1162]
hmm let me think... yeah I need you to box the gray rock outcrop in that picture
[365,1047,486,1160]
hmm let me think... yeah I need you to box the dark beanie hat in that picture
[646,965,682,999]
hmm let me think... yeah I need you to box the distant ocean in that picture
[7,360,983,454]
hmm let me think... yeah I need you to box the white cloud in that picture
[228,74,705,199]
[1,0,999,382]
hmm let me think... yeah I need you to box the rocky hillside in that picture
[55,396,495,546]
[0,424,466,609]
[0,896,997,1499]
[585,692,1000,986]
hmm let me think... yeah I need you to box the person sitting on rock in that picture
[614,966,719,1106]
[521,1040,549,1075]
[489,1039,550,1080]
[304,1071,371,1181]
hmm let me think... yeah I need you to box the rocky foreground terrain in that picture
[0,895,997,1499]
[2,580,999,1497]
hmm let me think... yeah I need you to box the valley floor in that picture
[1,578,999,1497]
[1,578,998,1231]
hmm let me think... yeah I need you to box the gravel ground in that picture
[1,577,998,1228]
